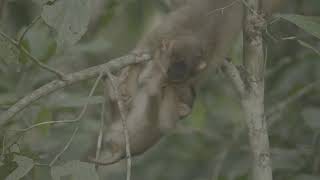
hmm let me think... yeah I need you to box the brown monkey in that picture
[90,40,199,165]
[90,0,286,165]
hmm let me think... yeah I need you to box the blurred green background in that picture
[0,0,320,180]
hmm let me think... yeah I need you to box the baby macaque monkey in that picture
[89,37,203,165]
[89,0,286,165]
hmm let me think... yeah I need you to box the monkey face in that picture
[166,36,207,82]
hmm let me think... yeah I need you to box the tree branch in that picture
[95,101,105,163]
[242,0,273,179]
[0,53,151,126]
[221,60,246,96]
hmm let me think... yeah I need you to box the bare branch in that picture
[12,120,78,132]
[49,126,79,166]
[95,101,105,161]
[242,0,272,179]
[48,72,103,166]
[0,53,151,126]
[208,0,240,15]
[221,60,246,96]
[14,71,104,133]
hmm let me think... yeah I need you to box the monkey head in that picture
[163,36,207,82]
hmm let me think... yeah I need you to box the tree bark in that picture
[242,0,272,179]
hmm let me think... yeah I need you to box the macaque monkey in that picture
[89,0,286,165]
[90,40,199,165]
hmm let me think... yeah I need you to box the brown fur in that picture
[89,0,286,165]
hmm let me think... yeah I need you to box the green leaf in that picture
[51,160,98,180]
[277,14,320,39]
[42,0,91,51]
[5,155,34,180]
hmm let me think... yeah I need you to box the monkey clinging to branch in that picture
[89,0,286,165]
[90,37,204,165]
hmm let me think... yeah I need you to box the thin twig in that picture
[0,30,66,79]
[10,72,104,133]
[265,27,278,43]
[18,15,41,45]
[49,73,103,166]
[241,0,259,16]
[22,46,66,79]
[72,72,104,120]
[282,36,320,56]
[49,126,79,166]
[0,53,151,125]
[221,60,246,96]
[95,101,105,160]
[105,67,132,180]
[296,40,320,57]
[208,0,240,15]
[12,120,78,132]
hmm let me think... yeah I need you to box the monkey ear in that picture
[178,103,192,118]
[196,61,207,72]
